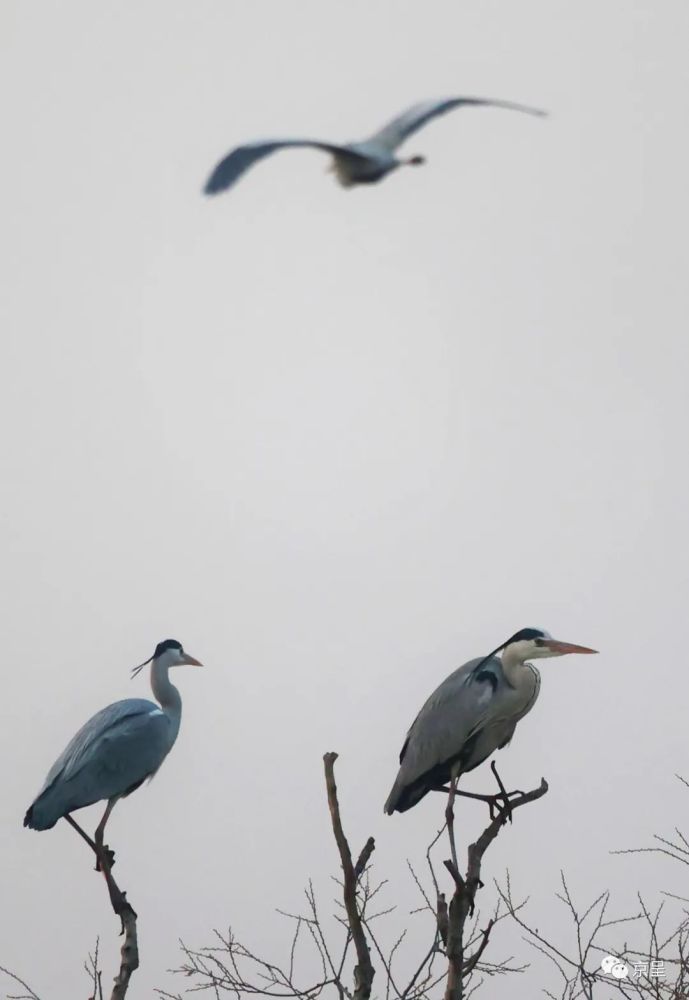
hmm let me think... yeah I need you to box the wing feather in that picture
[26,698,177,828]
[369,97,547,152]
[384,657,502,813]
[203,139,369,194]
[39,699,157,791]
[61,710,174,807]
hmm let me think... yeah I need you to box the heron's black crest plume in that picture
[468,627,548,681]
[503,627,547,646]
[131,638,183,679]
[131,656,152,679]
[154,638,183,657]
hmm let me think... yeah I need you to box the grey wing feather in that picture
[369,97,547,152]
[203,139,369,194]
[39,700,173,803]
[38,699,159,794]
[64,709,174,806]
[26,698,176,829]
[384,657,502,812]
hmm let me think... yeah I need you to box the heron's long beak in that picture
[545,639,598,656]
[182,653,203,666]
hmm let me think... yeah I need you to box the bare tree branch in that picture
[354,840,376,882]
[160,757,545,1000]
[0,966,42,1000]
[323,752,375,1000]
[443,777,549,1000]
[85,939,105,1000]
[2,843,138,1000]
[97,849,139,1000]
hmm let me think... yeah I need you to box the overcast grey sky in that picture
[1,1,689,995]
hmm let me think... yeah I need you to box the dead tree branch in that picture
[613,775,689,869]
[443,776,549,1000]
[85,938,105,1000]
[160,755,537,1000]
[499,867,689,999]
[98,849,139,1000]
[1,851,136,1000]
[0,966,42,1000]
[323,752,376,1000]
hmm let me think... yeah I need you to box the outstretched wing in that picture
[384,656,504,814]
[203,139,369,195]
[369,97,547,152]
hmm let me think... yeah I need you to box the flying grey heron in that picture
[384,628,597,816]
[203,96,546,195]
[24,638,202,865]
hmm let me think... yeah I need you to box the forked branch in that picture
[443,777,549,1000]
[323,752,376,1000]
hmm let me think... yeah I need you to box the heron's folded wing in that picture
[61,709,174,805]
[394,656,502,789]
[38,699,159,794]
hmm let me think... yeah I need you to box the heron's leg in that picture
[433,771,523,823]
[456,788,501,818]
[94,799,117,873]
[64,813,115,871]
[490,761,523,823]
[64,814,98,854]
[432,784,499,818]
[490,760,509,798]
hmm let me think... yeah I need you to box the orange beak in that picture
[544,640,598,655]
[182,653,203,666]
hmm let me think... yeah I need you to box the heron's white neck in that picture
[500,645,536,687]
[150,660,182,732]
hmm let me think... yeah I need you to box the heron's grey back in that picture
[26,698,175,829]
[383,656,502,813]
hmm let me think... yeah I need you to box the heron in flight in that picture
[203,96,546,195]
[24,639,202,865]
[384,628,597,816]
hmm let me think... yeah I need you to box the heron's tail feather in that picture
[23,792,62,830]
[384,774,431,814]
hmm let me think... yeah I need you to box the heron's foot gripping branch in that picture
[444,760,527,824]
[441,777,548,1000]
[94,844,116,873]
[454,787,524,824]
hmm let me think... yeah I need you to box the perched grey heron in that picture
[384,628,597,815]
[24,639,202,864]
[203,96,546,195]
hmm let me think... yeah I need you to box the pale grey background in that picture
[1,1,688,995]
